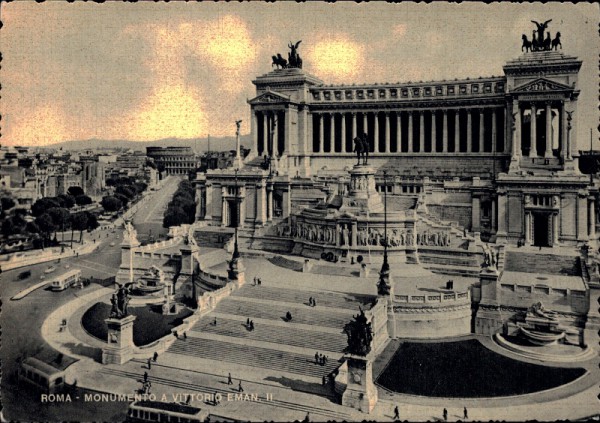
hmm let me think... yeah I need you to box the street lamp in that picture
[377,171,391,296]
[233,168,240,260]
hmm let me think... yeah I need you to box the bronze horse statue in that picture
[272,54,288,69]
[353,133,370,165]
[551,32,562,50]
[522,34,533,52]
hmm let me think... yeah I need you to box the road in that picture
[132,176,182,243]
[0,180,182,421]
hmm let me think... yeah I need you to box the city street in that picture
[0,182,178,421]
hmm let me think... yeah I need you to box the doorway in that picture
[533,212,551,247]
[227,200,239,228]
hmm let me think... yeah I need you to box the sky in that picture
[1,2,598,149]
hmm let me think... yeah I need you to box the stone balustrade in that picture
[394,290,470,304]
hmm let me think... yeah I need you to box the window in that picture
[412,88,420,97]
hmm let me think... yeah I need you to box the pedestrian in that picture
[153,352,158,362]
[214,317,217,326]
[313,298,317,307]
[303,412,310,422]
[247,317,250,326]
[143,371,148,383]
[258,278,261,285]
[183,332,187,340]
[253,276,257,286]
[324,355,328,364]
[315,352,319,364]
[250,321,254,331]
[227,373,233,385]
[464,406,468,420]
[443,408,448,421]
[322,375,327,386]
[308,296,313,306]
[214,391,219,405]
[393,405,399,420]
[174,331,179,339]
[147,359,152,369]
[238,380,244,393]
[319,354,324,366]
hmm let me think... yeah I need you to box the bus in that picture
[50,269,82,291]
[18,357,65,394]
[127,400,209,423]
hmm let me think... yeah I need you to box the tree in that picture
[85,212,99,232]
[163,206,188,228]
[1,197,16,212]
[101,196,122,213]
[67,186,84,197]
[31,198,61,217]
[48,207,71,242]
[71,212,89,244]
[116,185,136,199]
[35,213,56,247]
[58,194,76,209]
[115,193,130,207]
[1,219,15,237]
[75,194,93,206]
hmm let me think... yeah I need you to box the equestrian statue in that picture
[272,40,303,70]
[353,132,370,166]
[521,19,562,52]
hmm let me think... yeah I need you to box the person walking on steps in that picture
[464,406,468,420]
[153,352,158,362]
[393,405,400,421]
[238,380,244,393]
[443,408,448,421]
[227,373,233,385]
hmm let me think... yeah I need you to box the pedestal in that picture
[228,259,246,288]
[341,355,378,413]
[102,315,136,365]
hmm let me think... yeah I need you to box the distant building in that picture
[146,146,198,175]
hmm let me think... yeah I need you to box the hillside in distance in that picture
[45,135,252,152]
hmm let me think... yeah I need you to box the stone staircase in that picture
[166,284,376,382]
[504,251,582,276]
[194,228,234,248]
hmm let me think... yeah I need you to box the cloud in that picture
[7,105,70,146]
[306,34,366,83]
[124,84,207,141]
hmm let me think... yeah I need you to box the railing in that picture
[394,290,470,304]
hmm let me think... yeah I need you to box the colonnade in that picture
[309,108,506,154]
[254,110,286,157]
[510,100,571,161]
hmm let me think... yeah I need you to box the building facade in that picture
[196,39,598,249]
[146,147,198,176]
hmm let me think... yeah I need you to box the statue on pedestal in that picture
[110,282,134,319]
[344,307,373,356]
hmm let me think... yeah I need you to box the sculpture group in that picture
[522,19,562,52]
[110,282,134,319]
[272,40,303,69]
[344,307,373,356]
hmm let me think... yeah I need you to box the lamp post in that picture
[233,168,240,260]
[378,171,391,296]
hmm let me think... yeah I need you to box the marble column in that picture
[479,109,485,153]
[419,111,425,153]
[544,102,553,158]
[431,110,437,153]
[524,211,531,245]
[408,112,414,153]
[530,103,537,157]
[496,192,507,240]
[341,113,347,153]
[272,112,278,156]
[267,188,273,222]
[262,113,268,155]
[511,102,521,160]
[351,221,358,247]
[329,113,335,153]
[318,113,324,153]
[363,113,368,142]
[221,191,228,227]
[560,102,567,160]
[491,109,497,153]
[577,194,588,241]
[252,111,258,156]
[385,112,390,153]
[442,110,448,153]
[590,199,596,238]
[374,112,379,153]
[552,213,560,245]
[454,110,460,153]
[471,196,480,232]
[396,112,402,153]
[466,110,472,153]
[491,198,497,233]
[351,112,357,142]
[204,184,213,220]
